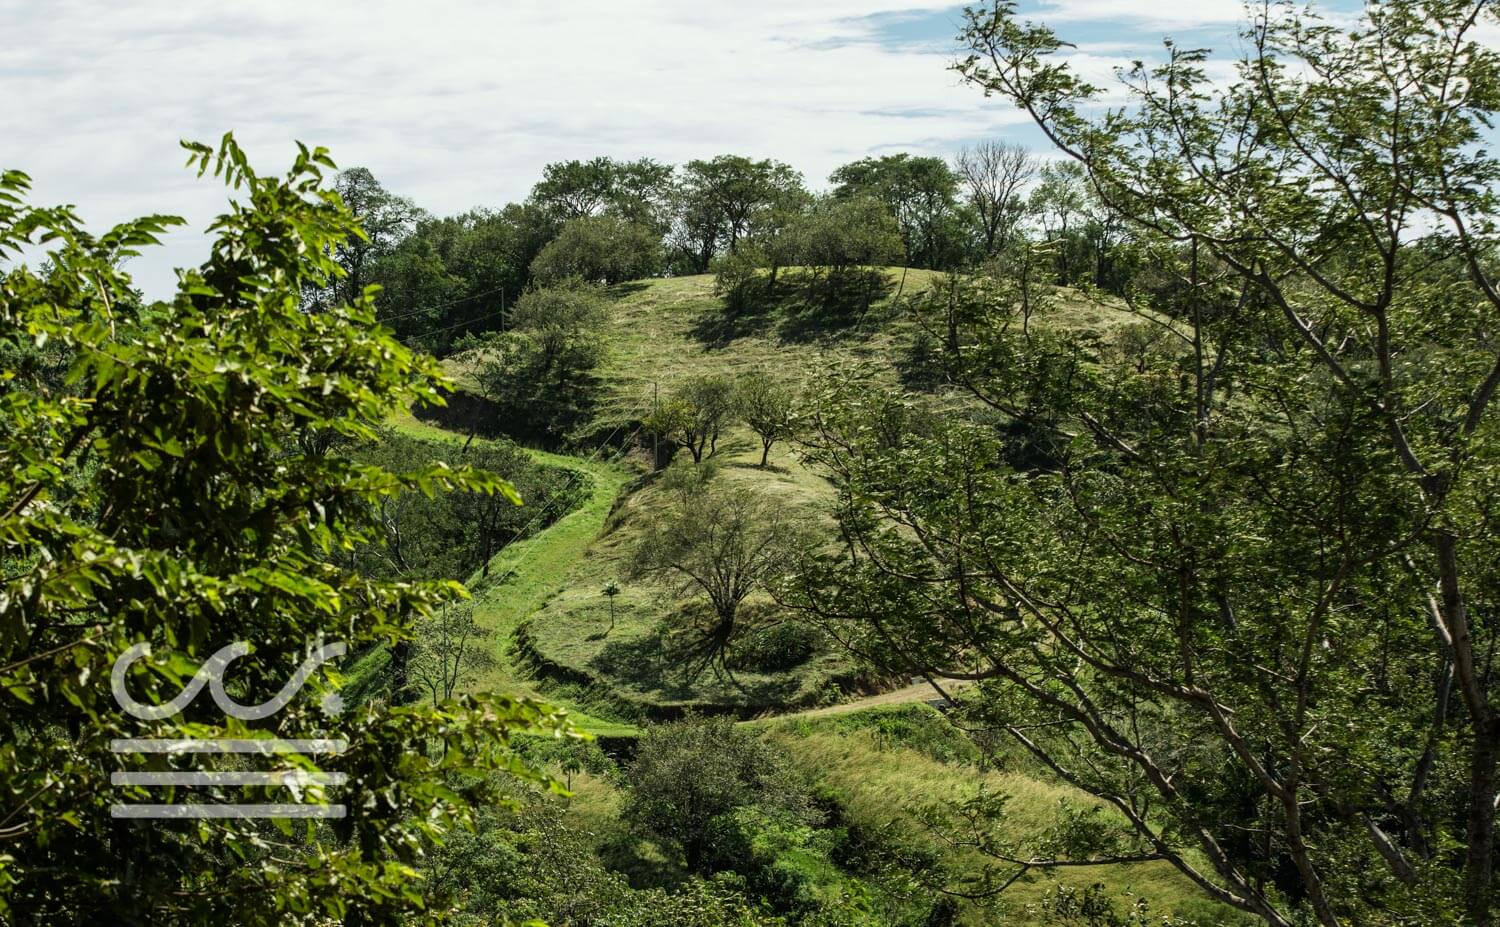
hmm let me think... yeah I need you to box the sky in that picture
[0,0,1378,297]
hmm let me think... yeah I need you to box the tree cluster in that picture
[785,2,1500,925]
[318,145,1134,357]
[644,372,797,468]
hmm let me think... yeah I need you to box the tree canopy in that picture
[786,2,1500,925]
[0,136,571,924]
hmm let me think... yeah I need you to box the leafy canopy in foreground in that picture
[0,135,570,924]
[789,2,1500,925]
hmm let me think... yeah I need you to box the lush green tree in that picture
[713,242,776,314]
[674,156,808,270]
[608,157,679,233]
[644,374,737,463]
[466,278,610,441]
[789,3,1500,925]
[530,156,675,232]
[315,166,422,308]
[668,187,728,275]
[713,202,813,312]
[738,372,796,467]
[631,480,807,678]
[794,195,904,312]
[0,137,567,924]
[529,156,619,219]
[713,196,901,315]
[371,205,557,354]
[1027,161,1127,289]
[502,277,610,371]
[704,806,876,924]
[624,717,812,871]
[530,213,663,284]
[829,153,966,270]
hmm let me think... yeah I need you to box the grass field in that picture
[430,271,1151,719]
[385,272,1241,921]
[760,706,1246,926]
[386,408,639,736]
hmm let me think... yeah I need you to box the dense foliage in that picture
[786,2,1500,924]
[464,278,612,443]
[9,2,1496,925]
[0,138,571,924]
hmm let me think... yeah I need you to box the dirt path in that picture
[786,679,973,720]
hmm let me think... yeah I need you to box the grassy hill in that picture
[494,270,948,718]
[432,269,1156,721]
[396,270,1241,924]
[593,268,947,418]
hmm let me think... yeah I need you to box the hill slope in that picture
[407,271,1239,924]
[512,271,945,717]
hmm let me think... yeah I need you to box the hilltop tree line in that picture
[320,145,1124,353]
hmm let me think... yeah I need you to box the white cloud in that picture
[0,0,1238,296]
[1028,0,1248,27]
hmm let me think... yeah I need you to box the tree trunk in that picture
[1467,725,1499,926]
[1432,528,1496,926]
[390,639,412,702]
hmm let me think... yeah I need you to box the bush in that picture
[713,245,775,314]
[625,717,814,871]
[530,213,663,284]
[727,621,821,673]
[427,801,787,926]
[705,807,874,923]
[465,277,610,441]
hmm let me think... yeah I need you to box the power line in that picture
[473,419,642,587]
[398,303,510,341]
[378,283,509,325]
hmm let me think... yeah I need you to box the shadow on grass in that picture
[590,624,804,707]
[721,460,790,475]
[688,302,777,349]
[692,268,897,348]
[605,281,653,300]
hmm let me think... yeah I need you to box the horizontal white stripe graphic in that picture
[112,771,347,786]
[111,803,346,819]
[110,738,347,754]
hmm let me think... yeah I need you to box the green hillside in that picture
[462,269,1150,720]
[459,270,942,719]
[395,270,1239,925]
[594,269,947,416]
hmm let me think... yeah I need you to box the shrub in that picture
[530,213,663,284]
[625,717,814,871]
[727,620,821,673]
[705,806,874,923]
